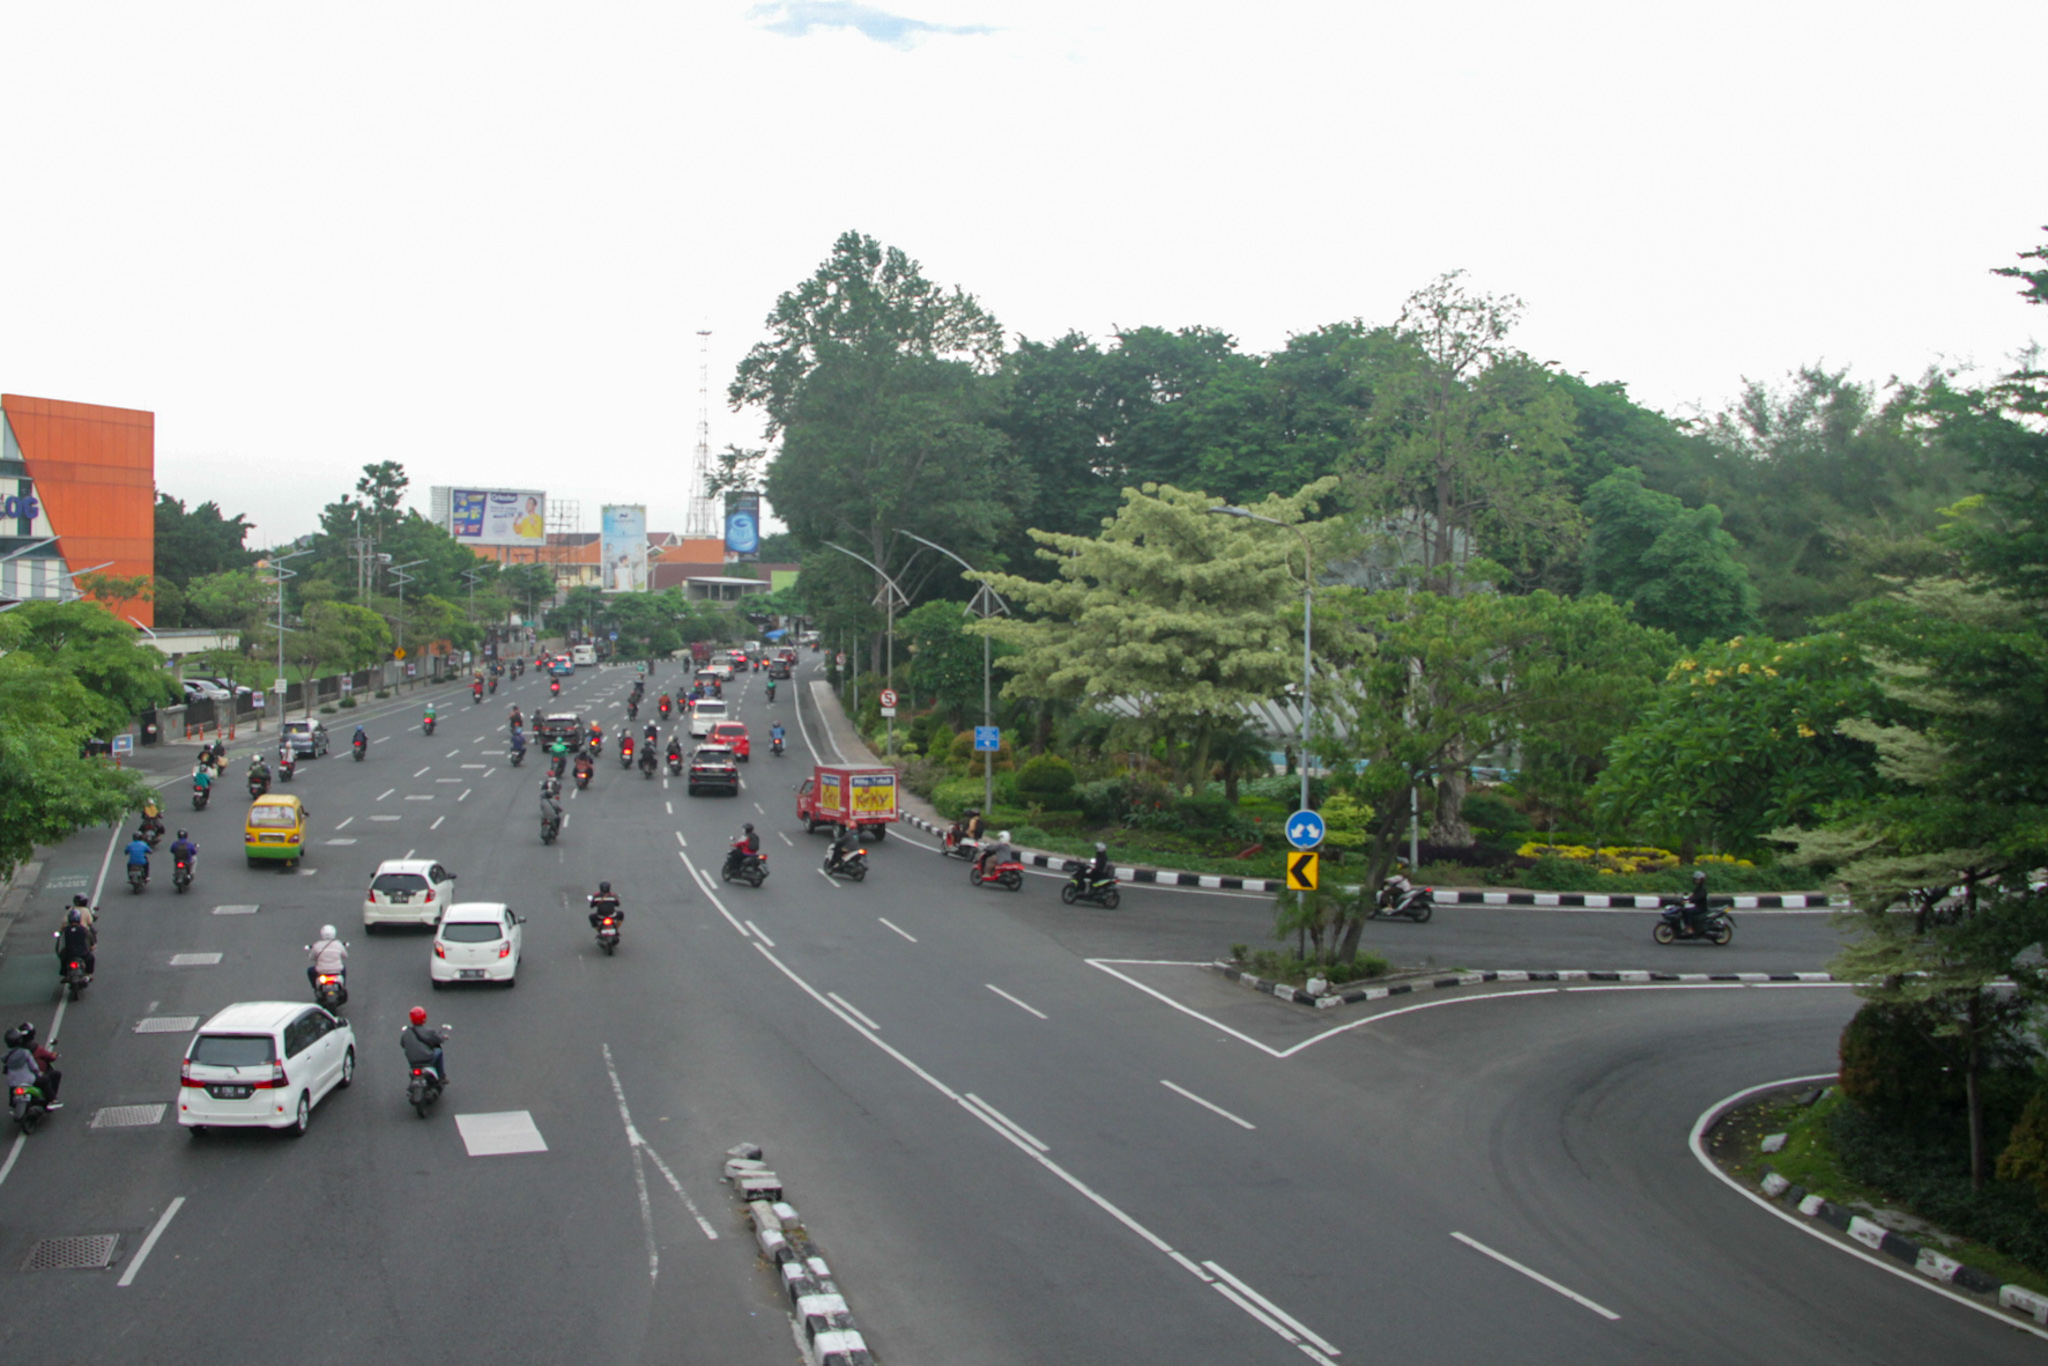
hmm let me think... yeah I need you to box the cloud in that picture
[748,2,995,48]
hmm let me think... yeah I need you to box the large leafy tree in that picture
[154,494,256,586]
[984,480,1338,795]
[1581,466,1759,643]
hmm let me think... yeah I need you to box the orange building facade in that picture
[0,393,156,625]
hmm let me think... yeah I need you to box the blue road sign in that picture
[608,631,618,641]
[973,726,1001,752]
[1285,809,1325,850]
[110,734,134,756]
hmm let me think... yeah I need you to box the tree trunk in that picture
[1434,743,1472,849]
[1188,721,1214,799]
[1967,994,1986,1192]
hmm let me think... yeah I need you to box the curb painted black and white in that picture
[1211,960,1838,1009]
[1745,1142,2048,1326]
[723,1143,875,1366]
[897,814,1840,907]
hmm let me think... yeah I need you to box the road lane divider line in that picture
[1450,1232,1620,1320]
[431,816,445,830]
[684,855,750,935]
[376,788,394,801]
[877,917,917,943]
[117,1196,187,1288]
[335,817,353,830]
[482,767,495,779]
[964,1094,1048,1152]
[405,848,416,859]
[826,992,879,1030]
[665,801,673,815]
[745,920,777,948]
[414,766,431,777]
[985,984,1048,1019]
[1202,1261,1338,1352]
[1162,1080,1256,1130]
[0,1133,23,1190]
[777,831,794,846]
[445,748,460,758]
[459,789,471,802]
[603,1044,717,1253]
[674,831,688,848]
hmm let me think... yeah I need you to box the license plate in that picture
[207,1085,252,1099]
[389,892,411,903]
[458,969,488,979]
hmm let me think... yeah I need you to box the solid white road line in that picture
[877,916,917,943]
[826,991,879,1030]
[1161,1079,1256,1130]
[778,831,794,846]
[1450,1232,1620,1320]
[0,1133,23,1190]
[431,816,445,830]
[674,831,688,849]
[335,817,354,830]
[1201,1261,1339,1353]
[414,766,431,777]
[985,984,1048,1020]
[964,1093,1048,1152]
[117,1196,187,1288]
[376,788,394,801]
[744,920,777,948]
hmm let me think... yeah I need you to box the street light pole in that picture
[389,558,427,685]
[900,531,1009,817]
[267,543,314,728]
[822,542,912,757]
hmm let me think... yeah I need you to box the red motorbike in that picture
[969,857,1025,892]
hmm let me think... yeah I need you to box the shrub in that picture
[1461,789,1526,834]
[1074,778,1127,824]
[338,696,358,709]
[931,776,989,820]
[374,689,391,699]
[1015,753,1078,805]
[318,705,337,714]
[1998,1088,2048,1209]
[949,728,1013,768]
[1838,1002,1964,1121]
[899,757,950,799]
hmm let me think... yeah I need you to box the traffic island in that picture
[1210,959,1837,1009]
[1698,1079,2048,1331]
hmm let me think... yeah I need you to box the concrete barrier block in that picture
[807,1254,838,1292]
[2001,1285,2048,1324]
[725,1157,770,1181]
[813,1329,874,1366]
[1915,1249,1962,1283]
[726,1141,764,1161]
[749,1200,783,1233]
[738,1173,785,1201]
[798,1291,855,1340]
[756,1226,791,1262]
[1761,1173,1790,1199]
[781,1261,819,1302]
[773,1200,800,1224]
[1847,1216,1887,1251]
[1797,1194,1826,1217]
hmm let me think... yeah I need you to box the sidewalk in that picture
[802,678,948,830]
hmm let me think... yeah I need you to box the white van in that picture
[571,645,596,667]
[689,697,727,738]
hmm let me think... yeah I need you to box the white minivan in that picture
[178,1002,356,1137]
[571,644,596,667]
[689,696,727,738]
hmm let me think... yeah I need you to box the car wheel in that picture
[431,979,445,990]
[287,1092,311,1137]
[187,1124,207,1137]
[504,971,518,988]
[338,1047,355,1088]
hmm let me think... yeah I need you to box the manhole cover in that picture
[22,1235,119,1271]
[91,1104,167,1129]
[134,1017,199,1034]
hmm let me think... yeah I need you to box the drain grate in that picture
[91,1104,167,1129]
[134,1017,199,1034]
[22,1235,120,1271]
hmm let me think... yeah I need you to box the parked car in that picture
[181,678,232,703]
[281,718,330,757]
[363,858,458,930]
[191,675,257,702]
[178,1001,355,1137]
[430,902,525,986]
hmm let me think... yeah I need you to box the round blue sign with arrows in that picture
[1285,809,1325,850]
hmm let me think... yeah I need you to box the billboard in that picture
[601,504,648,593]
[726,491,760,557]
[448,488,547,548]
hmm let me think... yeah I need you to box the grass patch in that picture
[1742,1090,2048,1295]
[1225,948,1391,990]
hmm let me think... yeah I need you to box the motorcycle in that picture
[1653,898,1734,946]
[970,857,1025,892]
[722,846,769,888]
[549,679,561,697]
[823,847,869,882]
[9,1062,52,1135]
[487,676,497,695]
[541,810,562,845]
[1059,860,1121,908]
[640,750,658,781]
[770,736,785,758]
[666,752,684,777]
[1370,882,1435,924]
[627,699,639,720]
[173,857,194,894]
[58,948,92,1001]
[191,781,211,810]
[423,715,437,736]
[509,744,526,767]
[619,742,636,771]
[352,736,367,762]
[574,763,593,791]
[276,755,295,784]
[247,772,270,798]
[472,684,484,704]
[940,827,981,862]
[594,914,621,955]
[407,1064,444,1119]
[310,966,348,1012]
[127,862,148,894]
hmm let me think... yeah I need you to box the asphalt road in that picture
[0,654,2033,1364]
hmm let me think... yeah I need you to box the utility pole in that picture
[389,558,426,685]
[267,542,314,729]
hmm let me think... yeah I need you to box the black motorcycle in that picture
[771,736,785,758]
[276,756,295,784]
[574,764,593,791]
[59,950,91,1002]
[823,848,869,883]
[127,863,148,894]
[352,737,367,762]
[640,750,658,781]
[619,744,636,771]
[407,1065,444,1119]
[9,1066,52,1134]
[173,857,194,894]
[594,915,621,955]
[722,847,769,888]
[1370,882,1435,924]
[510,745,526,767]
[191,781,211,811]
[666,752,684,777]
[1059,860,1121,909]
[312,969,347,1012]
[1653,898,1734,946]
[248,774,269,798]
[541,811,562,845]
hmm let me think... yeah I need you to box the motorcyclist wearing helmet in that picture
[588,880,623,929]
[353,724,368,750]
[825,825,858,874]
[123,833,153,879]
[55,909,96,978]
[191,760,214,794]
[963,808,987,844]
[248,753,271,787]
[975,830,1014,880]
[1085,841,1113,885]
[68,894,96,938]
[726,823,762,877]
[666,733,684,764]
[170,828,199,871]
[3,1022,60,1109]
[539,781,564,833]
[138,799,166,842]
[508,705,524,732]
[306,924,348,992]
[400,1007,450,1084]
[769,721,785,753]
[1684,869,1712,935]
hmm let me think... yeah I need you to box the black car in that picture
[535,711,584,745]
[686,745,741,796]
[766,659,791,680]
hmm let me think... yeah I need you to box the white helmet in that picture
[999,831,1011,843]
[320,924,336,940]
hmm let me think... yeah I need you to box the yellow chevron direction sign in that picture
[1286,852,1319,891]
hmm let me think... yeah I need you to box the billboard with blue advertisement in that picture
[725,491,760,557]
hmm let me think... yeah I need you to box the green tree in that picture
[1581,467,1759,643]
[900,597,995,722]
[2,600,179,731]
[185,568,273,643]
[288,601,392,711]
[154,494,256,587]
[983,480,1337,795]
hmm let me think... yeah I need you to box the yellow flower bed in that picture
[1516,842,1754,873]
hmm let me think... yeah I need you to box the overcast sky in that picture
[2,1,2040,547]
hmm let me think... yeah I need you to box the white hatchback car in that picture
[430,902,525,986]
[363,858,458,930]
[178,1002,355,1137]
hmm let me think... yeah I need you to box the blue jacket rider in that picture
[124,836,152,870]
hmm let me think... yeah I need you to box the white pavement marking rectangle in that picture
[405,795,434,801]
[985,984,1048,1019]
[777,831,794,846]
[212,904,259,916]
[481,768,495,779]
[445,749,460,758]
[117,1196,186,1287]
[455,1110,549,1156]
[335,817,354,830]
[964,1093,1049,1152]
[431,816,445,830]
[1201,1262,1338,1353]
[462,763,487,769]
[169,953,222,966]
[371,815,402,822]
[877,916,917,943]
[745,920,777,948]
[414,766,432,777]
[436,778,463,783]
[376,788,395,801]
[1162,1079,1256,1130]
[674,831,688,849]
[826,992,879,1030]
[1451,1232,1620,1320]
[665,801,673,815]
[92,1103,168,1127]
[134,1017,199,1034]
[325,838,358,845]
[459,788,472,801]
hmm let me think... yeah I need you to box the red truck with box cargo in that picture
[797,764,899,841]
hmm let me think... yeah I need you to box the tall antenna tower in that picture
[686,329,720,539]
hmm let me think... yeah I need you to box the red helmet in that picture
[408,1006,428,1025]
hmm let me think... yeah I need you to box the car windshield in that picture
[696,702,726,717]
[440,922,504,943]
[372,873,430,894]
[191,1034,277,1067]
[284,722,311,734]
